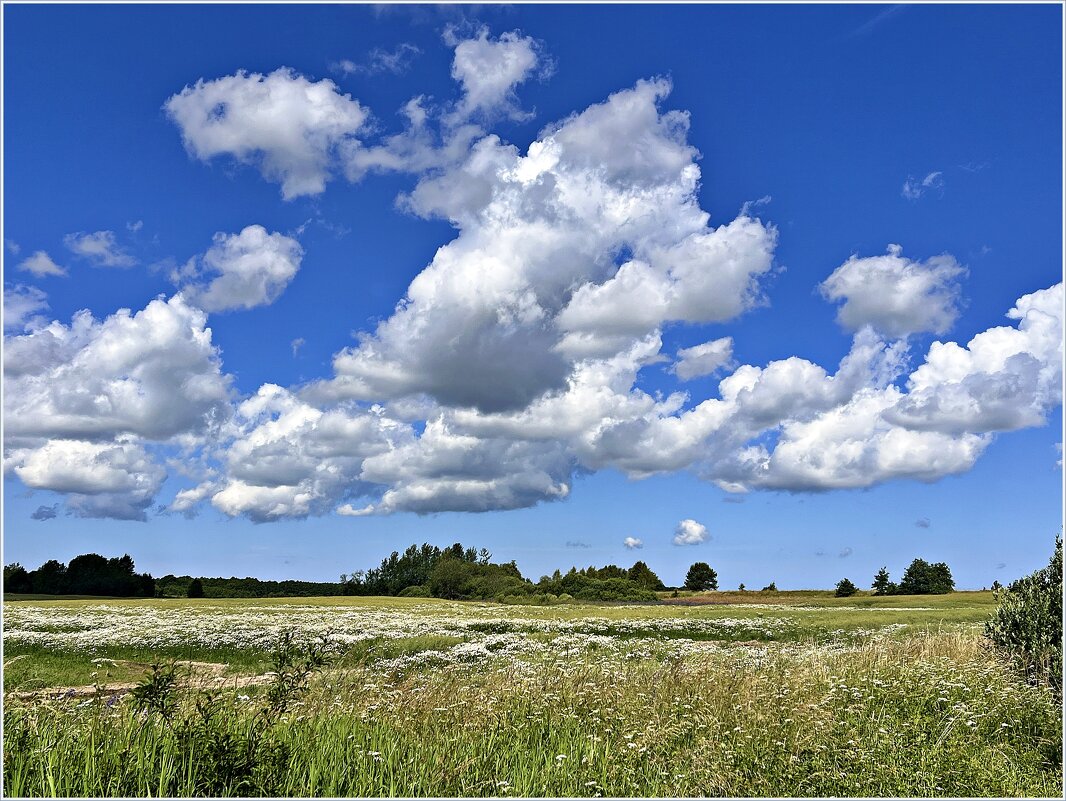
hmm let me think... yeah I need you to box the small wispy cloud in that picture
[623,536,643,550]
[64,230,136,268]
[847,4,907,39]
[31,504,59,521]
[565,540,590,549]
[5,239,20,255]
[291,337,306,357]
[838,547,853,559]
[333,43,421,76]
[18,251,68,278]
[915,517,931,528]
[902,171,944,201]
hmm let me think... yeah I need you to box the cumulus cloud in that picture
[192,384,407,522]
[318,78,776,414]
[623,536,643,549]
[3,294,232,441]
[820,245,965,337]
[178,225,303,312]
[887,283,1063,434]
[673,337,734,380]
[165,68,368,199]
[11,439,165,520]
[4,285,49,332]
[673,519,709,545]
[18,251,68,278]
[902,170,944,200]
[64,231,136,268]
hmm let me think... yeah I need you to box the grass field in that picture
[3,592,1062,797]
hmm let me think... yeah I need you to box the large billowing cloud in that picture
[178,225,303,312]
[3,294,233,520]
[3,294,231,442]
[165,68,368,199]
[5,29,1062,522]
[317,78,777,414]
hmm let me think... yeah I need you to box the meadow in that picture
[2,592,1062,797]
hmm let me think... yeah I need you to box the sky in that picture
[2,2,1063,590]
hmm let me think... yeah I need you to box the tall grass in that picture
[4,632,1061,797]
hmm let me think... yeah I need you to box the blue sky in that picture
[3,3,1062,589]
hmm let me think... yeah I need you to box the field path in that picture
[5,659,273,703]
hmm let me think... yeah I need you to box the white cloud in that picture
[179,225,303,312]
[291,337,306,357]
[17,251,68,278]
[4,285,49,332]
[673,337,734,381]
[357,417,572,515]
[318,78,776,415]
[5,239,21,255]
[200,384,405,522]
[673,519,709,545]
[165,68,368,199]
[902,170,944,200]
[820,245,965,337]
[887,282,1063,433]
[64,231,136,268]
[3,294,232,441]
[11,439,165,520]
[336,502,375,516]
[446,27,542,123]
[623,536,643,549]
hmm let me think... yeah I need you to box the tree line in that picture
[3,554,155,597]
[4,549,959,601]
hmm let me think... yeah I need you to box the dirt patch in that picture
[5,659,272,703]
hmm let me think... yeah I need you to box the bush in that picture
[397,584,431,598]
[761,582,777,592]
[985,538,1062,697]
[835,578,858,597]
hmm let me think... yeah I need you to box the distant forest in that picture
[3,544,956,603]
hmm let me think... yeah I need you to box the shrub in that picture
[761,582,777,592]
[835,578,858,597]
[397,584,431,598]
[985,537,1062,697]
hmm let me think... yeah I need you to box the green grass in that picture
[3,593,1061,797]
